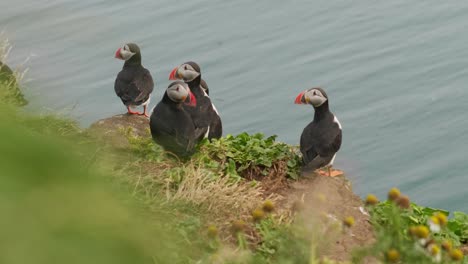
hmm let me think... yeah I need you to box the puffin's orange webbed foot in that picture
[317,167,343,177]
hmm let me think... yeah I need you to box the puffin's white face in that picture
[306,88,327,107]
[166,81,197,106]
[295,88,328,107]
[167,82,189,102]
[169,63,200,82]
[115,44,136,61]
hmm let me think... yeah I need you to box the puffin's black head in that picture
[166,81,197,107]
[114,43,141,62]
[169,61,201,82]
[294,87,329,108]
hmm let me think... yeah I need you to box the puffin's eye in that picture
[184,65,188,70]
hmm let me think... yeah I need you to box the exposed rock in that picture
[88,114,150,149]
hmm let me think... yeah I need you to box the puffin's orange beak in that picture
[184,89,197,107]
[169,66,179,80]
[294,91,306,104]
[114,48,122,59]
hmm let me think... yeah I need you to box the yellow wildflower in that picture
[386,249,400,263]
[207,224,218,238]
[262,200,275,213]
[252,208,265,222]
[428,244,441,263]
[429,244,440,256]
[434,212,447,226]
[388,187,401,201]
[449,248,463,261]
[365,194,379,206]
[414,225,430,239]
[343,216,355,228]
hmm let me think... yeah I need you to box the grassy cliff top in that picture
[1,37,466,262]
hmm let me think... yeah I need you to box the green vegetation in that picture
[353,189,467,263]
[0,107,206,264]
[372,202,468,245]
[197,133,301,180]
[0,103,329,263]
[125,131,301,181]
[1,39,465,263]
[0,37,28,106]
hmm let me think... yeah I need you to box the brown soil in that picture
[89,115,376,262]
[275,171,376,263]
[462,244,468,255]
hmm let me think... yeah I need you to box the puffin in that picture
[200,78,209,95]
[199,78,223,139]
[294,87,342,176]
[149,81,197,158]
[114,43,154,117]
[0,61,27,106]
[169,61,222,140]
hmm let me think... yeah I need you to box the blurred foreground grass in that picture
[1,37,465,263]
[0,105,204,264]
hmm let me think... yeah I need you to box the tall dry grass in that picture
[120,158,282,224]
[0,32,28,106]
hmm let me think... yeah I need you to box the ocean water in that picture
[1,0,467,212]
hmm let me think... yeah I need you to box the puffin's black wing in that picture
[150,104,196,157]
[114,67,154,106]
[301,133,341,172]
[300,120,342,171]
[152,121,193,156]
[133,68,154,104]
[193,127,208,142]
[208,114,222,139]
[114,76,126,98]
[300,131,319,166]
[114,73,135,105]
[183,88,214,129]
[200,79,209,96]
[314,126,342,158]
[330,131,342,154]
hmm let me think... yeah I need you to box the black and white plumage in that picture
[295,87,342,176]
[149,81,197,158]
[114,43,154,117]
[199,78,223,139]
[200,78,209,95]
[169,61,222,141]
